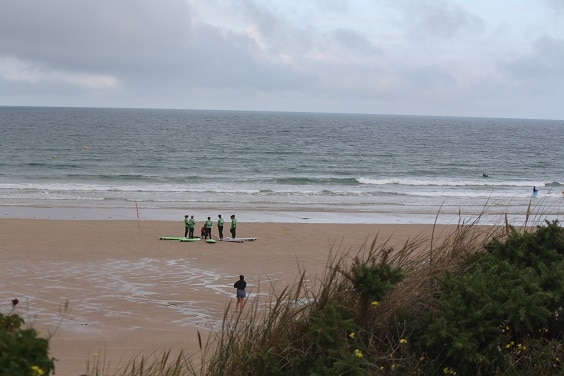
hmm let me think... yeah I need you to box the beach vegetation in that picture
[0,299,55,376]
[410,220,564,375]
[28,218,563,375]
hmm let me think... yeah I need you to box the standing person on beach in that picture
[230,214,237,238]
[234,275,246,311]
[184,215,190,237]
[217,214,224,240]
[205,217,213,239]
[188,215,195,238]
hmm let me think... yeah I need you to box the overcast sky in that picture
[1,0,563,119]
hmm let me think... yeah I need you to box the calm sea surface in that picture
[1,106,562,224]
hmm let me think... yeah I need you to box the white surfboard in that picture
[221,237,257,242]
[180,237,201,242]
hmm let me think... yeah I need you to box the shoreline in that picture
[2,202,560,225]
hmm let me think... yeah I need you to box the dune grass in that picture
[78,213,563,375]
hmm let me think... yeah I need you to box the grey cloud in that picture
[394,0,485,40]
[400,65,456,89]
[0,0,196,76]
[332,28,382,55]
[177,23,309,91]
[238,0,280,38]
[234,0,320,60]
[0,0,308,93]
[547,0,564,11]
[0,0,562,119]
[500,37,564,85]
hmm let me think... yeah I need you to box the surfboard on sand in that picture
[221,237,257,243]
[160,236,185,240]
[180,237,201,242]
[206,239,217,244]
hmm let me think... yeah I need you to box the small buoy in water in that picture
[83,145,89,150]
[51,154,57,159]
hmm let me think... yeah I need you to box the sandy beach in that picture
[1,218,461,375]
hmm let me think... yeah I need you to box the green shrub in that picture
[0,300,55,376]
[413,221,564,375]
[352,263,404,305]
[296,300,366,375]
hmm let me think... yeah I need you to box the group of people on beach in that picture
[184,214,247,311]
[183,214,245,311]
[184,214,237,240]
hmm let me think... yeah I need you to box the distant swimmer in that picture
[532,186,539,197]
[482,173,489,178]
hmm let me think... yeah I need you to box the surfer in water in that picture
[533,186,538,196]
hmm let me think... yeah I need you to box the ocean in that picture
[1,106,562,225]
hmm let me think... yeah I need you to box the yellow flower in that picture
[31,366,45,376]
[443,367,457,375]
[348,332,355,339]
[399,338,408,344]
[354,349,363,358]
[371,301,379,307]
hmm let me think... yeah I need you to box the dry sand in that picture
[1,219,460,375]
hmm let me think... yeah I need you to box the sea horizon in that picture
[3,104,564,122]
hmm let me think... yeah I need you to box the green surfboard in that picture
[180,237,201,242]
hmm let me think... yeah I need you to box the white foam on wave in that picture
[356,177,546,187]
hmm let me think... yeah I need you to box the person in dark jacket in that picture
[234,275,247,311]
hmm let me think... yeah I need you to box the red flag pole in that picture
[135,201,140,233]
